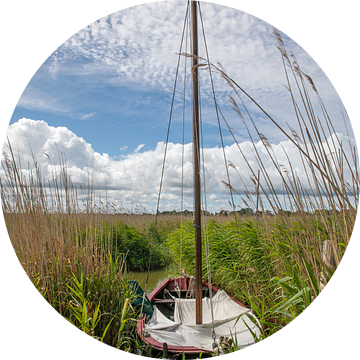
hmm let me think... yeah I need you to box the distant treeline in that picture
[155,208,335,216]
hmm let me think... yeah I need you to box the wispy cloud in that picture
[17,87,70,115]
[10,0,351,176]
[134,144,145,153]
[80,112,96,120]
[42,0,343,138]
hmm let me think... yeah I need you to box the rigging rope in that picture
[197,2,216,345]
[140,1,190,318]
[175,2,192,323]
[179,2,190,281]
[197,5,242,277]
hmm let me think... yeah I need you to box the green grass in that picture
[94,219,172,271]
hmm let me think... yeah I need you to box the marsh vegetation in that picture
[1,27,358,356]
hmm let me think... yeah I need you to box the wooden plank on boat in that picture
[152,299,175,304]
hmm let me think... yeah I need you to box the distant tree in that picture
[277,209,292,216]
[237,207,253,215]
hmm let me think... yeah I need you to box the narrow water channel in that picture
[129,269,169,293]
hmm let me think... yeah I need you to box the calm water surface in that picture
[130,269,169,293]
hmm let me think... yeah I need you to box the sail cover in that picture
[145,290,260,351]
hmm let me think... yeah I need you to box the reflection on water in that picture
[130,269,169,293]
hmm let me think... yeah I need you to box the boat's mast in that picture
[191,0,202,325]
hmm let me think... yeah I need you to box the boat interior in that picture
[150,277,216,321]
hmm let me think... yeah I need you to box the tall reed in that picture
[168,28,359,339]
[221,28,357,335]
[0,141,145,352]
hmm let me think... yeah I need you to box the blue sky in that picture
[4,0,356,213]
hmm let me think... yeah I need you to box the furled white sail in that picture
[145,290,260,352]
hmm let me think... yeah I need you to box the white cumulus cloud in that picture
[2,118,356,213]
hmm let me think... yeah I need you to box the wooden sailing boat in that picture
[136,1,260,355]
